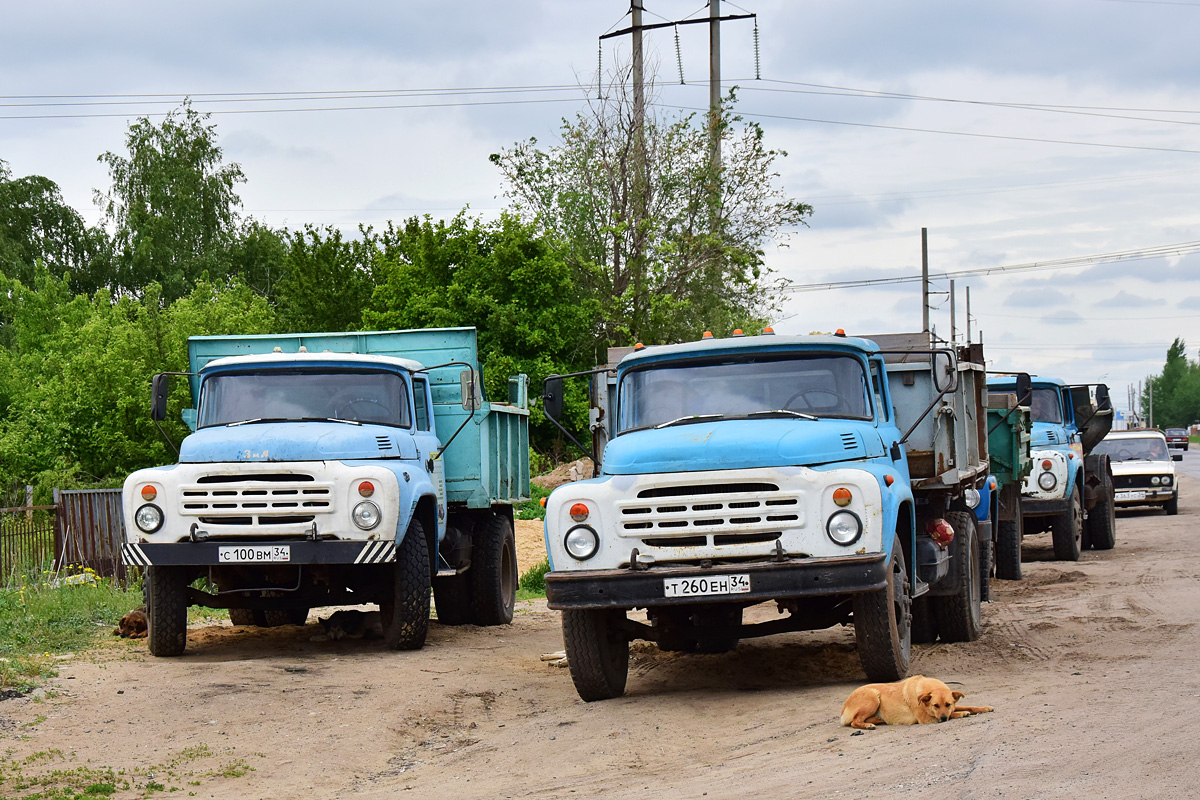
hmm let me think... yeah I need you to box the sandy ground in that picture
[5,483,1200,799]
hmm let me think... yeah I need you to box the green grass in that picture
[0,567,142,690]
[516,559,549,601]
[516,483,551,520]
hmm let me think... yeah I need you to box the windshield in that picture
[199,369,411,428]
[617,354,871,433]
[1030,388,1063,424]
[1094,437,1169,462]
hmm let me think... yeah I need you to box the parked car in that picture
[1165,427,1189,451]
[1092,430,1180,515]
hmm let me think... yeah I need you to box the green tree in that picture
[95,100,246,302]
[1143,337,1200,428]
[0,160,111,296]
[364,213,601,448]
[274,224,377,333]
[490,76,811,347]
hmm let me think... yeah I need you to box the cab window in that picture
[412,378,431,431]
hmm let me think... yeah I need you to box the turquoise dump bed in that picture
[186,327,530,508]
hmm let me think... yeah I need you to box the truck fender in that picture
[1082,453,1112,511]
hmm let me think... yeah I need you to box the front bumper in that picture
[544,553,887,610]
[1113,488,1176,506]
[1020,497,1069,518]
[121,540,396,567]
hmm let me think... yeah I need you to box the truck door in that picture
[1069,384,1114,455]
[412,377,446,532]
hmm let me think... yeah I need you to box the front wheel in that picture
[995,517,1023,581]
[1165,493,1179,516]
[380,518,431,650]
[562,609,630,702]
[147,566,189,657]
[854,538,911,681]
[1051,488,1084,561]
[933,511,983,642]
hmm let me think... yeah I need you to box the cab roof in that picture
[203,351,424,373]
[618,333,879,369]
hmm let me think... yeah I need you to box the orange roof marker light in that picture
[633,342,645,351]
[835,328,846,337]
[732,329,745,337]
[702,331,714,339]
[762,327,775,335]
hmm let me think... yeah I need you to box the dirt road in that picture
[5,482,1199,799]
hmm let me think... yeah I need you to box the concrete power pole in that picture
[709,0,722,171]
[921,228,930,333]
[965,286,972,343]
[632,0,644,131]
[950,279,957,344]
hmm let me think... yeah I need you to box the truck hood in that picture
[179,422,418,463]
[1030,421,1071,449]
[601,419,886,475]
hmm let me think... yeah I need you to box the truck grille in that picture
[180,473,335,526]
[619,482,804,546]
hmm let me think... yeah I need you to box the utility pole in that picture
[921,228,930,333]
[632,0,644,131]
[709,0,722,171]
[1150,381,1154,429]
[950,279,957,344]
[965,286,972,343]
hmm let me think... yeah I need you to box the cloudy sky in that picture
[3,0,1199,421]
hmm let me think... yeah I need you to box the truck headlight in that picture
[1037,472,1057,491]
[826,510,863,546]
[564,525,599,560]
[963,488,981,509]
[135,504,164,534]
[352,501,382,530]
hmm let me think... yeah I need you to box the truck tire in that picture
[854,538,911,682]
[1165,493,1179,516]
[910,597,937,644]
[1086,485,1116,551]
[979,528,992,603]
[229,608,256,626]
[433,573,473,625]
[562,608,629,702]
[147,566,189,657]
[1051,487,1084,561]
[932,511,983,642]
[380,518,431,650]
[995,518,1023,581]
[469,513,517,626]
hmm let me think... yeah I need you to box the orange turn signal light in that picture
[141,485,157,501]
[1041,460,1053,471]
[884,474,895,487]
[569,503,589,522]
[539,497,547,508]
[833,487,853,507]
[358,481,375,497]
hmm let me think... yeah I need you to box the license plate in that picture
[663,574,751,598]
[1115,491,1146,502]
[218,545,291,563]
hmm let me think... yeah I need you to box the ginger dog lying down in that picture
[841,675,993,730]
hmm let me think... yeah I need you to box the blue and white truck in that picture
[122,328,529,656]
[986,376,1115,561]
[541,330,992,701]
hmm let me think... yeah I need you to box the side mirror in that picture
[150,373,172,421]
[1173,452,1184,462]
[1015,373,1032,407]
[542,375,564,421]
[1095,383,1111,411]
[459,369,482,411]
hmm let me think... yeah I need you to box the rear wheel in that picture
[469,513,517,626]
[1086,484,1116,551]
[562,608,629,702]
[1051,488,1084,561]
[854,538,911,681]
[932,511,983,642]
[995,517,1023,581]
[147,566,189,657]
[380,518,431,650]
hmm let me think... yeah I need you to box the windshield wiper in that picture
[226,418,289,427]
[654,414,727,430]
[300,417,363,426]
[748,409,819,421]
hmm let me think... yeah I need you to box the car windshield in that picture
[616,353,871,433]
[1094,437,1169,462]
[1029,388,1063,424]
[198,369,411,428]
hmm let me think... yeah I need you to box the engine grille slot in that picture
[180,473,335,524]
[641,536,707,548]
[841,433,858,450]
[714,531,782,546]
[620,483,804,538]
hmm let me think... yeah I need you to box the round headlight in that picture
[1162,475,1172,486]
[135,503,164,534]
[1151,476,1161,485]
[1037,472,1058,491]
[963,488,981,509]
[352,501,382,530]
[826,510,863,546]
[564,525,599,560]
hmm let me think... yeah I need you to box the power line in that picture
[778,240,1200,293]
